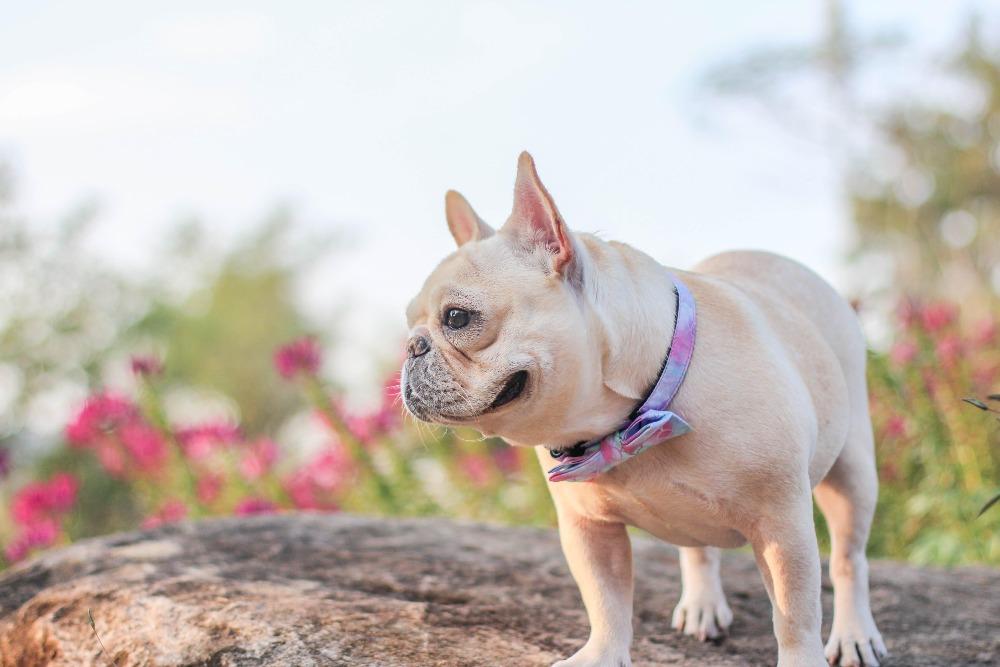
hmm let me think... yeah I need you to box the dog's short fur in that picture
[402,152,887,667]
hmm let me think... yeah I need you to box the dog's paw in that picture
[777,644,829,667]
[671,591,733,641]
[550,644,631,667]
[824,616,888,667]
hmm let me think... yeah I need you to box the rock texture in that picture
[0,514,997,666]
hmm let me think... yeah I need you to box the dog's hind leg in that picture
[814,410,888,667]
[672,546,733,641]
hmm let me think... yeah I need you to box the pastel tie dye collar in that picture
[546,274,696,482]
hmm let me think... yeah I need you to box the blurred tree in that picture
[0,160,335,453]
[699,2,1000,565]
[848,20,1000,311]
[132,212,331,435]
[700,1,1000,313]
[0,162,145,454]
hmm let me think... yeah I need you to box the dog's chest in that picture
[554,475,748,548]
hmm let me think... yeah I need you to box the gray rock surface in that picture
[0,514,997,666]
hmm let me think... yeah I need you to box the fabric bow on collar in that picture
[547,274,697,483]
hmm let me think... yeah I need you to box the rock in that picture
[0,514,997,666]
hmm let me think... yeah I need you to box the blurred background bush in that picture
[1,1,998,568]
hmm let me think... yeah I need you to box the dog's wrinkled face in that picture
[402,152,604,446]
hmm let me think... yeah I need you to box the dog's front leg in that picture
[750,497,827,667]
[552,510,633,667]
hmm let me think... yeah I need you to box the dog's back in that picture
[693,250,869,483]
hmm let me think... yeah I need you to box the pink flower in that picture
[95,440,126,476]
[142,499,188,529]
[284,446,351,510]
[459,454,491,488]
[119,423,167,472]
[889,340,918,367]
[935,335,963,369]
[884,415,907,439]
[65,392,138,446]
[284,472,322,510]
[130,355,163,378]
[343,373,403,445]
[234,497,278,516]
[345,413,377,445]
[971,318,997,347]
[491,447,522,475]
[196,473,224,504]
[4,518,59,563]
[45,473,78,513]
[273,337,322,380]
[64,392,169,477]
[307,447,352,491]
[175,422,242,460]
[239,439,279,481]
[920,302,958,333]
[11,473,79,526]
[11,483,52,526]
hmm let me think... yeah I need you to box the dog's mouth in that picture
[488,370,528,411]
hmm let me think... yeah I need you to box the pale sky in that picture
[0,0,988,390]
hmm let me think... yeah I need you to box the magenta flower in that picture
[884,415,907,439]
[491,447,522,475]
[66,392,169,477]
[142,499,188,529]
[274,337,322,380]
[971,317,997,347]
[130,355,164,378]
[196,473,224,504]
[175,422,242,460]
[344,373,403,444]
[920,302,958,333]
[95,440,126,476]
[119,422,168,472]
[284,446,351,510]
[239,438,279,481]
[11,473,79,526]
[345,413,376,445]
[65,392,138,446]
[4,518,59,563]
[234,497,278,516]
[889,340,918,367]
[459,453,491,488]
[935,335,963,369]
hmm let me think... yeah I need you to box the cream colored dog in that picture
[402,152,887,667]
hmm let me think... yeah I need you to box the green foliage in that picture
[701,4,1000,566]
[133,219,313,434]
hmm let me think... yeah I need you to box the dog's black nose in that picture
[407,335,431,358]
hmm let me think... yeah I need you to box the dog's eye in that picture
[444,308,470,330]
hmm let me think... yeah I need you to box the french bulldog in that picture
[402,152,887,667]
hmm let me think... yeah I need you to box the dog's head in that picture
[402,152,634,447]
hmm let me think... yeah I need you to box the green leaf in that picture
[962,397,989,410]
[978,494,1000,519]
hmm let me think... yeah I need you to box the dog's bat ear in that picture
[504,151,574,275]
[445,190,494,247]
